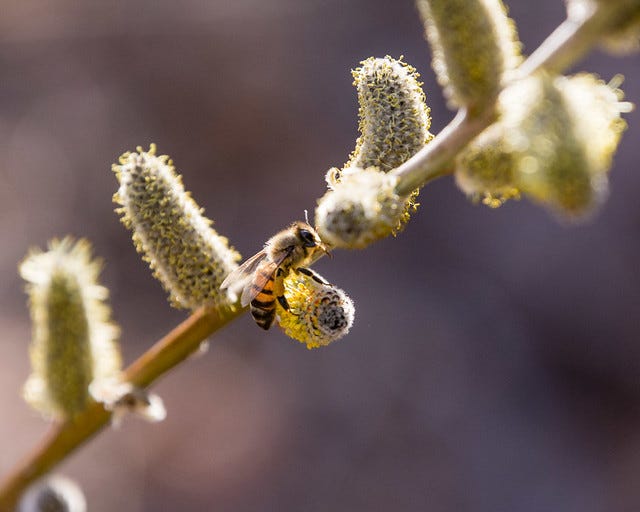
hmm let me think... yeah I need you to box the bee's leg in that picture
[277,295,289,310]
[274,268,290,310]
[297,267,330,285]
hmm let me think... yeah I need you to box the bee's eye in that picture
[299,228,317,247]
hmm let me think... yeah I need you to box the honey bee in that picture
[220,221,331,330]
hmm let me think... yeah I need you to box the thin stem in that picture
[392,108,496,195]
[0,304,242,511]
[518,6,604,76]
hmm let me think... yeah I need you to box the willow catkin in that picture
[415,0,521,111]
[316,56,431,249]
[20,238,121,420]
[113,144,241,309]
[455,73,629,217]
[347,56,433,171]
[277,270,355,349]
[566,0,640,55]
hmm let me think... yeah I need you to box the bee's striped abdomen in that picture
[250,267,276,330]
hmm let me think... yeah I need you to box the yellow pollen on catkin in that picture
[276,270,355,349]
[316,56,433,249]
[113,144,241,310]
[347,56,433,171]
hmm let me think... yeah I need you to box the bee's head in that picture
[296,222,331,258]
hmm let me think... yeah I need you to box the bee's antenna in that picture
[304,209,310,225]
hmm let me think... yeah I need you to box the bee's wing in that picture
[240,260,278,306]
[220,250,268,299]
[239,246,295,307]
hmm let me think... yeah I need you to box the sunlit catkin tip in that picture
[347,56,433,171]
[415,0,521,111]
[113,144,241,309]
[316,167,412,249]
[18,475,87,512]
[566,0,640,55]
[20,238,121,420]
[276,270,354,349]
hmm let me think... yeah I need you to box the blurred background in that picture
[1,1,639,510]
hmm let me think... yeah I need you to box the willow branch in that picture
[0,304,242,511]
[0,1,629,509]
[392,108,495,195]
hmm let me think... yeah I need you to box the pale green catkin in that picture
[415,0,521,111]
[455,73,629,217]
[347,56,433,171]
[113,144,241,310]
[20,238,121,420]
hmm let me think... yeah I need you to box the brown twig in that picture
[0,1,626,509]
[0,305,242,511]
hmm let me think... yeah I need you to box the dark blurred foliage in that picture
[1,1,639,511]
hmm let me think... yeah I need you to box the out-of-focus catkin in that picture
[455,123,521,208]
[18,475,87,512]
[566,0,640,55]
[455,72,629,217]
[276,270,355,349]
[113,144,241,310]
[415,0,521,111]
[20,238,121,420]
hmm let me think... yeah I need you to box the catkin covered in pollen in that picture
[277,270,355,349]
[415,0,521,111]
[20,238,121,420]
[347,56,433,171]
[316,56,431,250]
[113,144,241,309]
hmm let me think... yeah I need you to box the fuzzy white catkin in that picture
[20,238,121,420]
[18,475,87,512]
[316,167,410,249]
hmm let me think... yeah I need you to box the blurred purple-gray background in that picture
[1,1,639,510]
